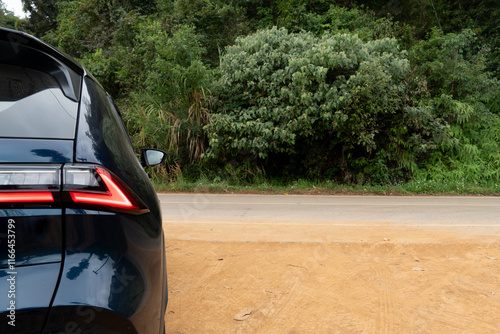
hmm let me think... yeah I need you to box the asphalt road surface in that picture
[159,194,500,242]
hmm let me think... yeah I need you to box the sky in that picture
[2,0,26,18]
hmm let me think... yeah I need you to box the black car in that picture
[0,27,168,333]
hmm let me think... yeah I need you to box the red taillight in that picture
[0,164,148,214]
[64,165,149,215]
[0,165,59,207]
[0,192,54,202]
[69,167,138,210]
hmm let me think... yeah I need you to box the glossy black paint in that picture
[0,263,60,333]
[0,139,73,163]
[0,209,62,268]
[0,27,167,334]
[46,210,164,333]
[75,77,162,223]
[44,306,139,334]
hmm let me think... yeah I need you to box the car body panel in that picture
[48,210,164,333]
[0,263,61,333]
[75,76,163,234]
[0,209,63,268]
[75,77,162,220]
[43,306,139,334]
[0,139,73,163]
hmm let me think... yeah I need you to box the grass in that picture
[152,176,500,196]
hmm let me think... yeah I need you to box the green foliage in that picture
[410,29,495,102]
[22,0,499,187]
[409,28,500,183]
[255,0,312,31]
[167,0,252,66]
[364,0,500,78]
[49,0,138,58]
[206,27,448,182]
[129,22,207,98]
[0,1,21,29]
[116,21,215,164]
[255,1,408,42]
[433,0,500,78]
[316,5,398,40]
[21,0,64,36]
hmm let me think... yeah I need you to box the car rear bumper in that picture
[0,209,167,334]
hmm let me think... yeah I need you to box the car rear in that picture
[0,28,167,333]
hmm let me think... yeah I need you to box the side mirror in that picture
[141,148,167,167]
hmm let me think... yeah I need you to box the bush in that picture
[117,21,216,165]
[205,27,448,182]
[409,29,500,183]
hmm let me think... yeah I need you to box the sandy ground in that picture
[164,229,500,334]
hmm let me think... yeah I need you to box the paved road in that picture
[159,193,500,242]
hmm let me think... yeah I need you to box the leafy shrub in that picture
[205,27,448,182]
[117,21,216,164]
[409,29,500,183]
[167,0,252,66]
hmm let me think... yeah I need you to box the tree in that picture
[113,20,215,164]
[165,0,252,66]
[0,1,20,29]
[409,28,500,184]
[356,0,500,78]
[21,0,65,36]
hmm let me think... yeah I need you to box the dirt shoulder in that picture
[164,234,500,333]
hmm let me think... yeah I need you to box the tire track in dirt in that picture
[411,243,500,333]
[234,271,300,334]
[165,238,500,333]
[370,258,398,334]
[233,242,360,333]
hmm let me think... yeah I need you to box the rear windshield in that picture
[0,64,79,139]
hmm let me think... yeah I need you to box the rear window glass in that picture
[0,64,79,139]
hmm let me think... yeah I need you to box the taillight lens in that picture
[0,192,54,203]
[63,165,149,215]
[0,164,149,214]
[0,165,60,205]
